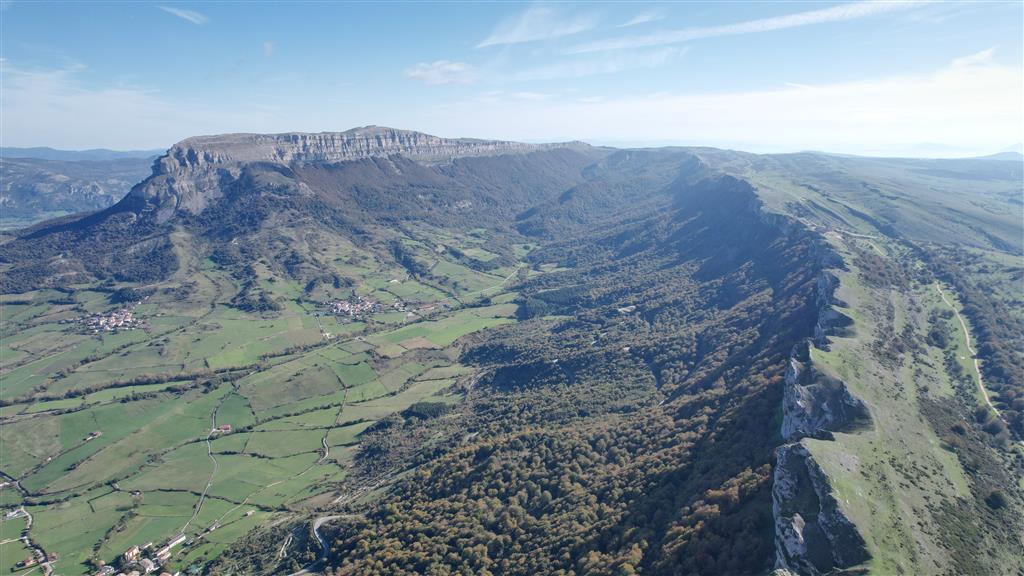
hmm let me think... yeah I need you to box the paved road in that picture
[285,515,343,576]
[18,507,53,576]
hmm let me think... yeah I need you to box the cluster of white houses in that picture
[328,296,380,317]
[63,308,144,333]
[93,533,187,576]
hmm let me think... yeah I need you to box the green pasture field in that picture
[0,234,528,576]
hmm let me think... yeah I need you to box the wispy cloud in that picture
[430,49,1021,157]
[568,0,927,53]
[0,61,270,148]
[508,47,685,82]
[619,10,666,28]
[950,46,993,67]
[478,5,597,48]
[404,60,475,85]
[511,91,552,101]
[263,41,275,57]
[159,5,209,25]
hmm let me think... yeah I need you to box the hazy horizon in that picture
[2,1,1022,157]
[3,128,1022,161]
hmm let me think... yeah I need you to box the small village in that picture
[63,307,145,334]
[327,296,380,317]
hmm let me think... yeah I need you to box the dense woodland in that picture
[303,173,827,575]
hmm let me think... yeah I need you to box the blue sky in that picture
[1,1,1021,156]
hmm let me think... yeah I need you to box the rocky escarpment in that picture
[773,444,870,575]
[781,339,870,442]
[124,126,586,222]
[162,127,576,166]
[772,243,872,575]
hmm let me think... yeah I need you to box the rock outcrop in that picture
[773,241,871,575]
[124,126,585,222]
[812,272,853,348]
[781,340,871,442]
[162,126,576,166]
[773,444,870,575]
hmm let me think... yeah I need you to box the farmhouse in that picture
[122,545,141,564]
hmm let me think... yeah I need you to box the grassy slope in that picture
[0,223,528,575]
[715,152,1024,575]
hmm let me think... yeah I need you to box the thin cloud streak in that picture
[478,5,597,48]
[508,47,686,82]
[404,60,475,85]
[430,50,1021,157]
[158,5,209,25]
[0,62,270,148]
[568,0,928,54]
[619,10,666,28]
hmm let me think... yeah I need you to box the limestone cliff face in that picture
[773,444,870,576]
[781,339,870,443]
[162,127,572,166]
[123,126,583,222]
[769,227,871,575]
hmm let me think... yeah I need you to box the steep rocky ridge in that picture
[770,240,873,576]
[737,153,1024,575]
[127,127,587,222]
[164,126,578,166]
[0,129,599,292]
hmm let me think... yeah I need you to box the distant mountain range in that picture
[1,146,164,162]
[0,155,156,229]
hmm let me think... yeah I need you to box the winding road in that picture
[16,507,53,576]
[182,407,222,533]
[285,514,343,576]
[932,281,1020,447]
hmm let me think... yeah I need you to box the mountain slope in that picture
[0,127,602,293]
[1,130,1021,576]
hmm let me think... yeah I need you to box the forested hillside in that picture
[1,131,1020,576]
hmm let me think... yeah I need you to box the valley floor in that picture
[0,224,529,575]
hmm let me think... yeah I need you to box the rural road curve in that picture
[286,515,342,576]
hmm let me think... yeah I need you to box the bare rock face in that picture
[773,443,870,576]
[124,126,583,222]
[162,127,572,166]
[812,272,853,348]
[773,248,871,575]
[781,340,871,443]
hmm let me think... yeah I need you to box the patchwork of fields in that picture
[0,226,529,575]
